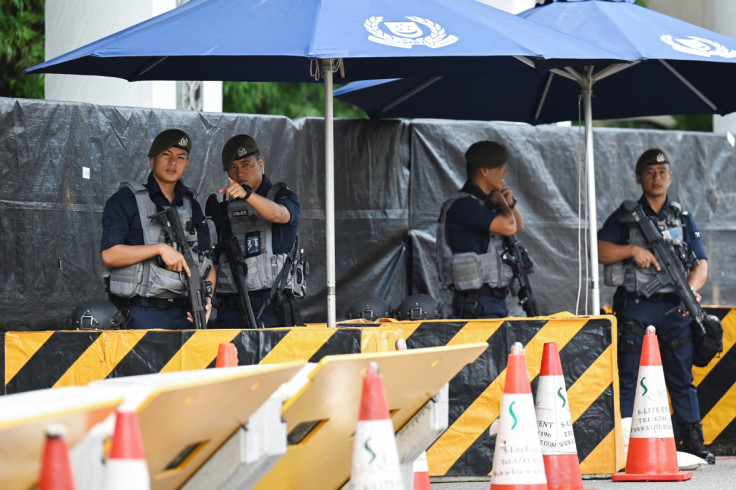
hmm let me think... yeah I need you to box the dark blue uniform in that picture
[446,181,508,318]
[209,175,300,328]
[101,172,211,329]
[598,195,706,423]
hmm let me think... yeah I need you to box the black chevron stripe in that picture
[110,330,194,378]
[574,384,615,462]
[697,341,736,417]
[6,331,101,393]
[308,328,362,362]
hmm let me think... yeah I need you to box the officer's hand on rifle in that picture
[187,299,212,324]
[158,243,191,276]
[632,246,660,271]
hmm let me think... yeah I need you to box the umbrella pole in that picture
[582,67,600,314]
[323,59,337,328]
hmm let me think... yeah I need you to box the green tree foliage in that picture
[223,81,367,119]
[0,0,45,99]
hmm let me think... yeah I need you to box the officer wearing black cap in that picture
[101,129,215,329]
[206,134,302,328]
[437,140,523,318]
[598,148,714,463]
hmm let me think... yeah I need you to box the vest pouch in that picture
[451,253,483,291]
[146,263,188,297]
[108,263,145,298]
[603,263,624,287]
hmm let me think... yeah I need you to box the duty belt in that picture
[119,296,189,310]
[626,292,680,304]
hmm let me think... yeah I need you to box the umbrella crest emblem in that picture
[364,16,458,49]
[661,35,736,59]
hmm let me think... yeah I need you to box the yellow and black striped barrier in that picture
[377,314,624,477]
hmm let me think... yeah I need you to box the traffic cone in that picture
[350,361,403,489]
[39,424,75,490]
[535,342,582,490]
[395,338,432,489]
[216,342,238,367]
[490,342,547,490]
[611,326,692,482]
[105,409,150,490]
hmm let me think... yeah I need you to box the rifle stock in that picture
[150,208,209,329]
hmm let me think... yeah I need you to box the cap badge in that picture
[179,137,189,147]
[657,153,666,163]
[237,147,247,157]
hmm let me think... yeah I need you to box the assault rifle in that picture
[502,234,539,317]
[205,196,260,329]
[151,208,211,330]
[621,201,722,365]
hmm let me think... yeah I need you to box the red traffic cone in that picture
[491,342,547,490]
[39,424,75,490]
[351,362,403,489]
[611,326,692,482]
[216,342,238,367]
[105,410,150,490]
[535,342,583,490]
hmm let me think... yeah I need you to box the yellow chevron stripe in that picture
[52,330,149,387]
[428,318,588,475]
[259,328,334,364]
[446,319,503,345]
[4,331,54,383]
[701,381,736,444]
[161,330,240,372]
[579,428,624,475]
[567,345,615,422]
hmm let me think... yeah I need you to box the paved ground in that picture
[431,455,736,490]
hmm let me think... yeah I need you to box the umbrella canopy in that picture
[335,0,736,313]
[25,0,623,326]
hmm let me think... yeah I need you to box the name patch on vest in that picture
[232,210,249,217]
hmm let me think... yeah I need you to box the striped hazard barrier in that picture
[379,314,623,477]
[3,327,369,394]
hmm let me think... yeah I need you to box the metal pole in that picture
[323,59,337,328]
[582,67,600,314]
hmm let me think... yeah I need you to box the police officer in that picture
[207,134,301,328]
[437,141,523,318]
[598,148,714,464]
[101,129,215,329]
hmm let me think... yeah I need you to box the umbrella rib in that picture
[137,56,169,77]
[381,76,443,114]
[591,62,637,83]
[534,72,556,121]
[659,59,718,112]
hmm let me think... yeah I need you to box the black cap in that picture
[636,148,670,174]
[222,134,259,171]
[465,141,508,169]
[148,129,192,157]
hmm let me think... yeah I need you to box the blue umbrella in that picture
[25,0,622,325]
[335,0,736,312]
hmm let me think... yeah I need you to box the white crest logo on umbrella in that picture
[660,35,736,59]
[364,16,458,49]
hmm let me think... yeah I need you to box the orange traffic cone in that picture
[413,450,432,490]
[216,342,238,367]
[39,424,75,490]
[611,326,692,482]
[350,361,403,489]
[395,338,432,489]
[105,410,150,490]
[535,342,583,490]
[490,342,547,490]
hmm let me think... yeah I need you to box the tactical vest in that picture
[216,183,294,294]
[604,202,689,294]
[107,182,212,299]
[436,192,513,291]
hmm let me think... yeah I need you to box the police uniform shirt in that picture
[597,194,707,261]
[212,174,300,260]
[101,171,211,252]
[445,181,500,254]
